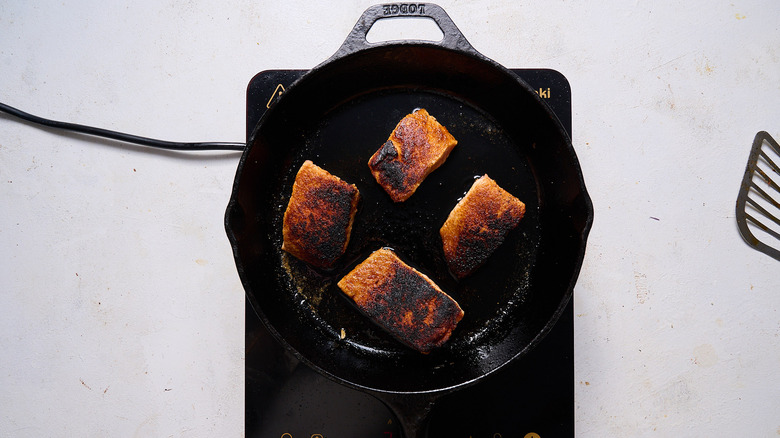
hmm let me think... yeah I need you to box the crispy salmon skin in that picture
[368,108,457,202]
[282,160,360,269]
[440,175,526,278]
[337,248,464,353]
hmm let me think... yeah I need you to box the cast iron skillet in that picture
[226,3,593,437]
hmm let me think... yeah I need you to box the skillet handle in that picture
[334,3,477,58]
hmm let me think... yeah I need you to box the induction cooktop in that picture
[244,68,574,438]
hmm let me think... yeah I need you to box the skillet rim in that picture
[225,38,593,395]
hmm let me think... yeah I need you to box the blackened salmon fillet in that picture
[336,248,464,353]
[440,175,526,278]
[368,108,458,202]
[282,160,360,269]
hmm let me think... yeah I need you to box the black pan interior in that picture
[227,43,591,393]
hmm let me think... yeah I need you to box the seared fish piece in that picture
[368,108,458,202]
[337,248,464,353]
[282,160,360,269]
[440,175,526,278]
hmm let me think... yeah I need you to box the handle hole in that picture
[365,17,444,44]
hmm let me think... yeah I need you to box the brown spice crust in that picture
[440,175,526,278]
[282,160,360,268]
[337,248,464,353]
[368,108,458,202]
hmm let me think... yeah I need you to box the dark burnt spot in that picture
[369,140,407,196]
[375,160,406,194]
[449,226,505,278]
[372,140,398,162]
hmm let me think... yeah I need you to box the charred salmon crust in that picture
[368,108,457,202]
[282,160,360,269]
[440,175,526,278]
[337,248,464,353]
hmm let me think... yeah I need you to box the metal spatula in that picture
[736,131,780,261]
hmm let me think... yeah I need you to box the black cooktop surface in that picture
[245,68,574,438]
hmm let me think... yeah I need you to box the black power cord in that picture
[0,101,246,152]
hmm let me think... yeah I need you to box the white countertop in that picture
[1,1,779,436]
